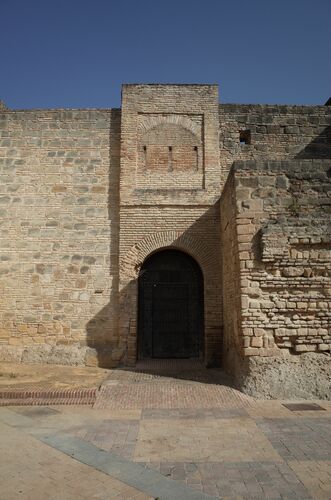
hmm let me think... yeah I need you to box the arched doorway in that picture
[138,249,204,359]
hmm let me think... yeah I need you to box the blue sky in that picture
[1,0,330,108]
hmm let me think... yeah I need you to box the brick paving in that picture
[142,461,312,499]
[103,366,234,384]
[288,461,331,500]
[0,367,330,499]
[0,387,97,406]
[95,383,253,410]
[95,368,253,410]
[256,417,331,461]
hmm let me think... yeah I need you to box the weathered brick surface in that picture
[221,160,330,356]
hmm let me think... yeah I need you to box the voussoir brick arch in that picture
[121,231,217,281]
[138,114,201,139]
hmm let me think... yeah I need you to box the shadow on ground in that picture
[104,359,236,387]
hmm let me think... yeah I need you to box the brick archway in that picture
[121,230,217,281]
[138,249,204,360]
[138,114,201,138]
[119,231,221,365]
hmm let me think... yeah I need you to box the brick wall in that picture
[136,115,203,190]
[119,205,222,365]
[119,85,223,365]
[120,84,220,206]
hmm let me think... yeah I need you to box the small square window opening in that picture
[239,130,251,145]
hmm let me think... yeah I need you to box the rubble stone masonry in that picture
[0,85,330,398]
[221,160,330,398]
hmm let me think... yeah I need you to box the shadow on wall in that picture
[87,202,223,368]
[295,125,331,159]
[84,114,330,369]
[124,206,223,368]
[85,109,121,367]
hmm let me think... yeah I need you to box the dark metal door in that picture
[138,250,203,359]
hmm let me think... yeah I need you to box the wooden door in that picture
[138,250,203,359]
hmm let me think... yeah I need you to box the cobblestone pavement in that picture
[0,367,330,499]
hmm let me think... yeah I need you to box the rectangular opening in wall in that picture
[239,130,251,145]
[168,146,173,172]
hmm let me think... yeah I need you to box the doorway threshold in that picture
[135,358,205,371]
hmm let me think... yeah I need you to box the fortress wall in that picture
[0,108,121,366]
[219,170,242,371]
[219,104,331,183]
[221,159,331,398]
[0,85,330,383]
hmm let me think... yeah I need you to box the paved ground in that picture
[0,362,109,389]
[0,363,330,499]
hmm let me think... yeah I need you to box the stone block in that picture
[243,347,260,356]
[251,337,263,348]
[318,343,330,351]
[237,223,255,235]
[294,344,316,353]
[236,188,252,201]
[254,328,265,337]
[282,267,304,277]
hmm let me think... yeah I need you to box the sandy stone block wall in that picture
[219,172,242,369]
[0,108,121,366]
[221,159,331,398]
[219,104,331,185]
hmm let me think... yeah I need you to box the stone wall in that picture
[0,108,121,366]
[220,159,331,398]
[219,104,331,184]
[0,84,330,393]
[219,170,242,370]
